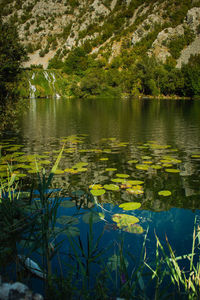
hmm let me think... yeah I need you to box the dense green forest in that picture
[0,18,27,105]
[48,46,200,99]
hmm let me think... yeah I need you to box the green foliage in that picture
[0,19,27,104]
[168,28,195,59]
[181,54,200,97]
[48,56,64,69]
[63,47,88,75]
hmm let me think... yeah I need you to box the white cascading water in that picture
[51,72,60,98]
[29,72,36,98]
[43,71,60,98]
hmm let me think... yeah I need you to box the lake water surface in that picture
[2,97,200,297]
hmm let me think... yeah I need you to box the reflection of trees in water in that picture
[16,98,200,211]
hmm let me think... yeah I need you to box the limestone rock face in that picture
[131,14,164,45]
[2,0,200,68]
[149,25,185,62]
[186,7,200,32]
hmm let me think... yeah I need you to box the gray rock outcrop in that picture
[0,277,43,300]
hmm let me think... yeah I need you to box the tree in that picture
[0,18,27,104]
[181,54,200,97]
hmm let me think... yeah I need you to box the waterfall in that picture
[29,72,36,98]
[43,71,50,82]
[51,72,60,99]
[43,71,60,98]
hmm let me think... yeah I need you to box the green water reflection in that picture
[5,98,196,212]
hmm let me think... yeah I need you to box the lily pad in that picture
[82,212,102,224]
[136,164,149,171]
[165,168,180,173]
[126,188,144,195]
[191,155,200,158]
[89,184,103,189]
[105,168,117,172]
[103,184,120,191]
[112,214,139,228]
[151,165,162,170]
[73,162,88,168]
[127,180,144,185]
[158,190,172,196]
[72,190,85,197]
[57,216,79,226]
[125,224,144,234]
[90,189,106,196]
[60,201,75,208]
[162,163,173,167]
[119,202,141,210]
[127,160,138,164]
[141,156,152,160]
[63,226,80,237]
[111,178,127,183]
[99,158,109,161]
[116,174,130,178]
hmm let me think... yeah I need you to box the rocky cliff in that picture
[1,0,200,69]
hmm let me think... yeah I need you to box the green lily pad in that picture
[142,161,153,164]
[103,184,120,191]
[73,162,88,168]
[116,174,130,178]
[119,202,141,210]
[125,224,144,234]
[127,180,144,185]
[126,188,144,195]
[72,190,85,197]
[112,214,139,228]
[191,155,200,158]
[141,156,152,160]
[127,160,138,164]
[151,165,162,170]
[162,163,173,167]
[111,178,127,183]
[63,226,80,237]
[158,190,172,196]
[90,189,106,196]
[136,164,149,171]
[89,184,103,189]
[165,168,180,173]
[105,168,117,172]
[60,201,76,208]
[82,212,102,224]
[57,216,79,226]
[99,157,109,161]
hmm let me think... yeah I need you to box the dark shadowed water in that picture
[1,97,200,297]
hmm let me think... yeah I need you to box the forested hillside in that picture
[1,0,200,98]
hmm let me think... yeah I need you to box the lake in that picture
[1,97,200,298]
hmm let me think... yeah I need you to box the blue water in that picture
[2,97,200,298]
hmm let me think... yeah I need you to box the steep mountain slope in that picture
[1,0,200,69]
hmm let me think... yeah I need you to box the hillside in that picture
[1,0,200,68]
[1,0,200,99]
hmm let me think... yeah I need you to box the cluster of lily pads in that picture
[1,135,200,234]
